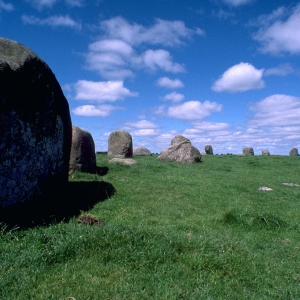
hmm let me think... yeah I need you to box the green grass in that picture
[1,154,300,299]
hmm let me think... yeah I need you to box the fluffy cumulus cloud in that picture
[211,62,265,92]
[162,92,185,103]
[123,120,160,137]
[0,1,14,11]
[223,0,254,6]
[249,94,300,127]
[167,100,222,120]
[74,80,138,102]
[72,104,120,117]
[142,49,185,73]
[22,15,82,29]
[157,77,184,89]
[85,17,203,79]
[253,3,300,55]
[100,17,204,47]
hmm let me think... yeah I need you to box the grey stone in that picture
[69,126,96,173]
[262,149,270,156]
[109,158,137,165]
[0,38,72,208]
[205,145,213,155]
[108,130,133,158]
[158,135,201,163]
[289,148,298,156]
[171,135,190,145]
[133,147,152,156]
[243,147,254,156]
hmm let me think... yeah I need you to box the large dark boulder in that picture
[0,38,72,208]
[158,135,201,163]
[108,130,133,158]
[69,126,96,173]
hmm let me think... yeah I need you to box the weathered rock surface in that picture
[171,135,190,145]
[69,126,96,173]
[0,38,72,208]
[289,148,298,156]
[108,130,133,158]
[133,147,152,156]
[109,158,137,165]
[205,145,213,155]
[243,147,254,156]
[158,135,201,163]
[262,149,270,156]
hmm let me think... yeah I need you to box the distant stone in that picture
[69,126,96,173]
[158,135,201,163]
[205,145,213,155]
[289,148,298,156]
[109,158,137,165]
[108,130,133,159]
[262,149,270,156]
[243,147,254,156]
[0,38,72,208]
[133,147,152,156]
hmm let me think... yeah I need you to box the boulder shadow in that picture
[0,180,115,230]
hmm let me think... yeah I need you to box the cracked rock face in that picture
[0,38,72,207]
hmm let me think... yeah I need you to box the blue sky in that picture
[1,0,300,154]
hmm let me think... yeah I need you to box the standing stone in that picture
[158,135,201,163]
[0,38,72,208]
[205,145,213,155]
[69,126,96,173]
[289,148,298,156]
[108,130,133,158]
[262,149,270,156]
[243,147,254,156]
[133,147,152,156]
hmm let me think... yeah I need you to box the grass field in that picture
[1,154,300,299]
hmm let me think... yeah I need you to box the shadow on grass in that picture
[0,180,115,230]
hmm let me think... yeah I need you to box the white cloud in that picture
[141,49,185,73]
[22,14,82,30]
[0,1,13,11]
[84,17,203,79]
[100,17,204,47]
[74,80,138,102]
[167,100,222,120]
[211,62,265,92]
[85,39,134,79]
[124,120,158,129]
[264,63,294,76]
[253,4,300,55]
[131,129,160,136]
[157,77,184,89]
[162,92,185,103]
[72,104,120,117]
[28,0,83,9]
[223,0,254,6]
[249,94,300,127]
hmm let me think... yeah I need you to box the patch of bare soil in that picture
[77,215,105,226]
